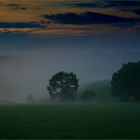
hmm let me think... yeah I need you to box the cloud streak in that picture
[7,4,27,10]
[132,9,140,16]
[44,12,140,25]
[0,22,44,28]
[68,1,140,9]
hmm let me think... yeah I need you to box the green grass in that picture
[0,103,140,139]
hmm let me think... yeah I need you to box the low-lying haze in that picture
[0,34,140,102]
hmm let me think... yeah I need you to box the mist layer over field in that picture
[0,34,140,102]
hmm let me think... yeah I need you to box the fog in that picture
[0,33,139,103]
[0,44,140,103]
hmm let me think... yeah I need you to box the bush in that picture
[81,90,96,102]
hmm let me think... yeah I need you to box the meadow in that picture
[0,103,140,139]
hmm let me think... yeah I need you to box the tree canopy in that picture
[111,61,140,101]
[47,71,79,101]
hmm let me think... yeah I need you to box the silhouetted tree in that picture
[111,61,140,101]
[81,90,96,101]
[47,71,79,101]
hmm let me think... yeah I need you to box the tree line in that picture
[46,61,140,102]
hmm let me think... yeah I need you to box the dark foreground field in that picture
[0,103,140,139]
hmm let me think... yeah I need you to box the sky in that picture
[0,0,140,102]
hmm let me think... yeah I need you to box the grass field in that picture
[0,103,140,139]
